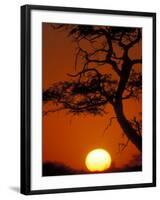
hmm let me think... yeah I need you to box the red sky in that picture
[42,23,142,171]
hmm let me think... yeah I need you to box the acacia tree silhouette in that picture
[43,24,142,152]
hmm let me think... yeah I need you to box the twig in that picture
[102,117,117,136]
[118,138,130,153]
[43,107,64,117]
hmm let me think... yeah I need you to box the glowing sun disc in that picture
[85,149,112,172]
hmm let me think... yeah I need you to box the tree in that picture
[43,24,142,152]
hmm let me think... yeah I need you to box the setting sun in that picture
[85,149,112,172]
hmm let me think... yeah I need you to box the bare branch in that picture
[130,116,142,136]
[118,138,130,153]
[43,107,65,116]
[102,117,117,136]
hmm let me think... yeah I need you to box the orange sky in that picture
[42,23,142,171]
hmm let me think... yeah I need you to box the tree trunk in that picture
[113,100,142,152]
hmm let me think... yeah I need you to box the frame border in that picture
[20,4,156,195]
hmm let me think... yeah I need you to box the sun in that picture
[85,149,112,172]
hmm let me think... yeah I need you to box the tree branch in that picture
[131,59,142,65]
[118,138,130,153]
[102,117,117,136]
[43,107,65,116]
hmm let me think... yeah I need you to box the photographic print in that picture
[42,23,142,176]
[21,5,156,195]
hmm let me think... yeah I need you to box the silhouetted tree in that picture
[43,24,142,152]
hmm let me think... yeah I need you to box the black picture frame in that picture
[21,4,156,195]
